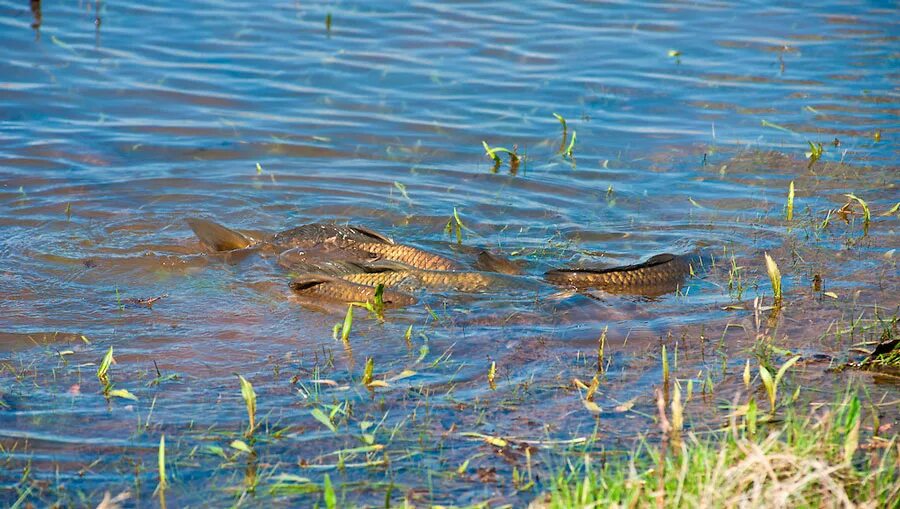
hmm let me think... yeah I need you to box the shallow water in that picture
[1,0,897,506]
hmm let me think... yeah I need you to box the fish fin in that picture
[547,253,679,276]
[349,225,394,244]
[474,250,521,275]
[289,274,338,291]
[186,218,255,252]
[359,259,415,272]
[643,253,677,266]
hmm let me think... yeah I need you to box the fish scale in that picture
[342,270,504,292]
[544,253,694,295]
[353,243,461,271]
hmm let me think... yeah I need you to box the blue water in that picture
[1,0,897,506]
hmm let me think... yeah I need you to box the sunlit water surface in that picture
[0,0,897,506]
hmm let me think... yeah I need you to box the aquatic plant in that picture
[785,180,794,222]
[238,375,257,439]
[764,252,782,306]
[843,193,871,236]
[758,355,800,413]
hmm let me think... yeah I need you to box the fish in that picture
[188,218,459,271]
[276,246,379,271]
[271,223,394,249]
[544,253,694,297]
[186,218,259,251]
[289,274,417,307]
[337,261,529,293]
[473,249,522,275]
[348,242,461,271]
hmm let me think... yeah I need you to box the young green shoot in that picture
[844,193,871,236]
[97,346,114,387]
[372,283,385,320]
[597,325,608,373]
[758,355,800,413]
[482,141,520,171]
[785,180,794,222]
[444,207,467,244]
[323,473,337,509]
[488,360,497,390]
[362,357,374,387]
[661,344,670,386]
[158,434,168,491]
[340,304,353,343]
[238,375,257,439]
[764,252,782,306]
[553,113,568,153]
[564,130,576,159]
[806,141,824,168]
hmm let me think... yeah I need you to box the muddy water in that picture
[1,0,897,506]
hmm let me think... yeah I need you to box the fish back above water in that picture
[186,218,259,251]
[339,261,525,292]
[289,274,416,307]
[544,253,694,297]
[353,242,461,271]
[473,249,522,275]
[277,246,379,272]
[272,223,393,249]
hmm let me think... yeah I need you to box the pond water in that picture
[0,0,897,506]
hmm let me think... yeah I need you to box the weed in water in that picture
[238,375,257,439]
[340,304,353,343]
[764,252,782,306]
[597,325,608,373]
[444,207,468,244]
[156,434,168,508]
[785,180,794,222]
[843,193,871,236]
[323,473,337,509]
[758,355,800,413]
[362,357,374,387]
[488,360,497,390]
[553,113,568,154]
[806,140,824,169]
[564,130,576,160]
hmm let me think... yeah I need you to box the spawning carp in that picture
[187,218,459,271]
[544,253,694,297]
[334,261,530,292]
[289,274,417,307]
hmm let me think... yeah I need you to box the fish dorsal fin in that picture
[360,259,415,272]
[643,253,676,266]
[186,218,256,252]
[289,274,338,291]
[475,250,521,275]
[349,225,394,244]
[548,253,678,275]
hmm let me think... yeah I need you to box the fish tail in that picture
[186,218,256,252]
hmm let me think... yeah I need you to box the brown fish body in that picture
[352,242,461,271]
[189,218,458,272]
[544,253,694,297]
[272,223,393,250]
[340,267,526,293]
[289,274,416,307]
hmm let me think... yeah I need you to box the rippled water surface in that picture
[1,0,897,506]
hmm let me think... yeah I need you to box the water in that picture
[1,0,897,506]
